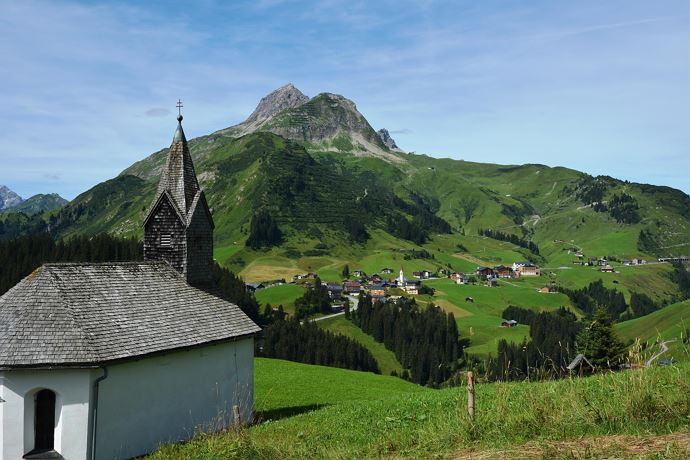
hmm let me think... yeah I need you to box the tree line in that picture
[559,279,660,321]
[351,295,465,386]
[293,278,332,320]
[487,305,626,381]
[478,228,540,255]
[488,307,581,380]
[258,318,380,373]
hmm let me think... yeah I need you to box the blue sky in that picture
[1,0,688,200]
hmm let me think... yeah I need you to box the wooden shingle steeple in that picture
[143,109,215,287]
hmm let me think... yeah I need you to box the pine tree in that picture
[576,307,625,370]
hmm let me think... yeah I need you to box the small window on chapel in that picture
[160,234,172,247]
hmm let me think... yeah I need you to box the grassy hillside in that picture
[616,299,690,363]
[317,315,403,375]
[150,358,690,459]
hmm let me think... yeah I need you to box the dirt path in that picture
[453,431,690,459]
[645,339,677,367]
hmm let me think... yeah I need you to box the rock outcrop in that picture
[0,185,23,210]
[377,128,399,150]
[243,83,309,127]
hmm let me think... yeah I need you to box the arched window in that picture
[34,389,56,452]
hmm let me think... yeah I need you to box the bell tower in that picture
[143,102,215,287]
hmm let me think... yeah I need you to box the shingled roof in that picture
[0,262,260,368]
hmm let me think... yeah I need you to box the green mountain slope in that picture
[2,193,68,215]
[35,85,690,280]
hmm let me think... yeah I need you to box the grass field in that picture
[150,358,690,459]
[317,315,403,375]
[254,284,304,315]
[424,278,572,356]
[616,299,690,363]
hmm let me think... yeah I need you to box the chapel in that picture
[0,112,260,460]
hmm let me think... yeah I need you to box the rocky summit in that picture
[377,128,400,150]
[243,83,309,127]
[0,185,23,210]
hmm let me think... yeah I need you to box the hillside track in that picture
[453,431,690,459]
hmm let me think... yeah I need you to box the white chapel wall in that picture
[0,369,93,460]
[94,337,254,459]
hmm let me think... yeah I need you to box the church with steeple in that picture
[143,110,215,288]
[0,107,260,460]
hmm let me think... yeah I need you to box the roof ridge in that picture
[43,261,163,267]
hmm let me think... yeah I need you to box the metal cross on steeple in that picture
[176,99,184,117]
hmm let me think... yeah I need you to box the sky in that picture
[1,0,688,200]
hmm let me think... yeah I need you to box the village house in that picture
[326,283,344,298]
[512,262,541,277]
[493,265,514,278]
[501,320,518,328]
[601,264,615,273]
[381,267,393,274]
[403,280,420,295]
[475,266,494,278]
[343,280,363,294]
[0,114,261,460]
[485,276,499,287]
[353,270,366,278]
[539,285,558,293]
[368,284,386,297]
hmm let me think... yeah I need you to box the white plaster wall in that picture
[0,369,93,460]
[95,337,254,459]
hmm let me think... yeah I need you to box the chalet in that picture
[598,258,608,267]
[512,262,541,277]
[246,282,265,292]
[494,265,514,278]
[632,258,646,265]
[501,320,518,328]
[305,272,318,279]
[403,281,420,295]
[601,265,615,273]
[412,271,423,279]
[486,277,498,287]
[0,113,260,460]
[368,284,386,297]
[421,269,433,279]
[381,267,394,274]
[539,285,558,293]
[476,266,494,278]
[343,280,362,294]
[370,274,383,283]
[575,250,584,258]
[326,283,344,298]
[353,270,366,278]
[437,268,450,276]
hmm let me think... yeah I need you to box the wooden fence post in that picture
[467,371,475,421]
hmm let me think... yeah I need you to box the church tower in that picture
[144,106,215,287]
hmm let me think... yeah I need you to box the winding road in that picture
[645,339,676,367]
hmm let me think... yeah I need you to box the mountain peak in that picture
[244,83,309,126]
[0,185,24,210]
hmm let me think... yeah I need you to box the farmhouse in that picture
[475,266,494,278]
[501,320,518,328]
[0,114,261,459]
[381,267,393,274]
[368,284,386,297]
[512,262,541,277]
[601,265,615,273]
[403,281,420,295]
[344,280,363,294]
[494,265,514,278]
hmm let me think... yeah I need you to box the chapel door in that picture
[34,389,56,451]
